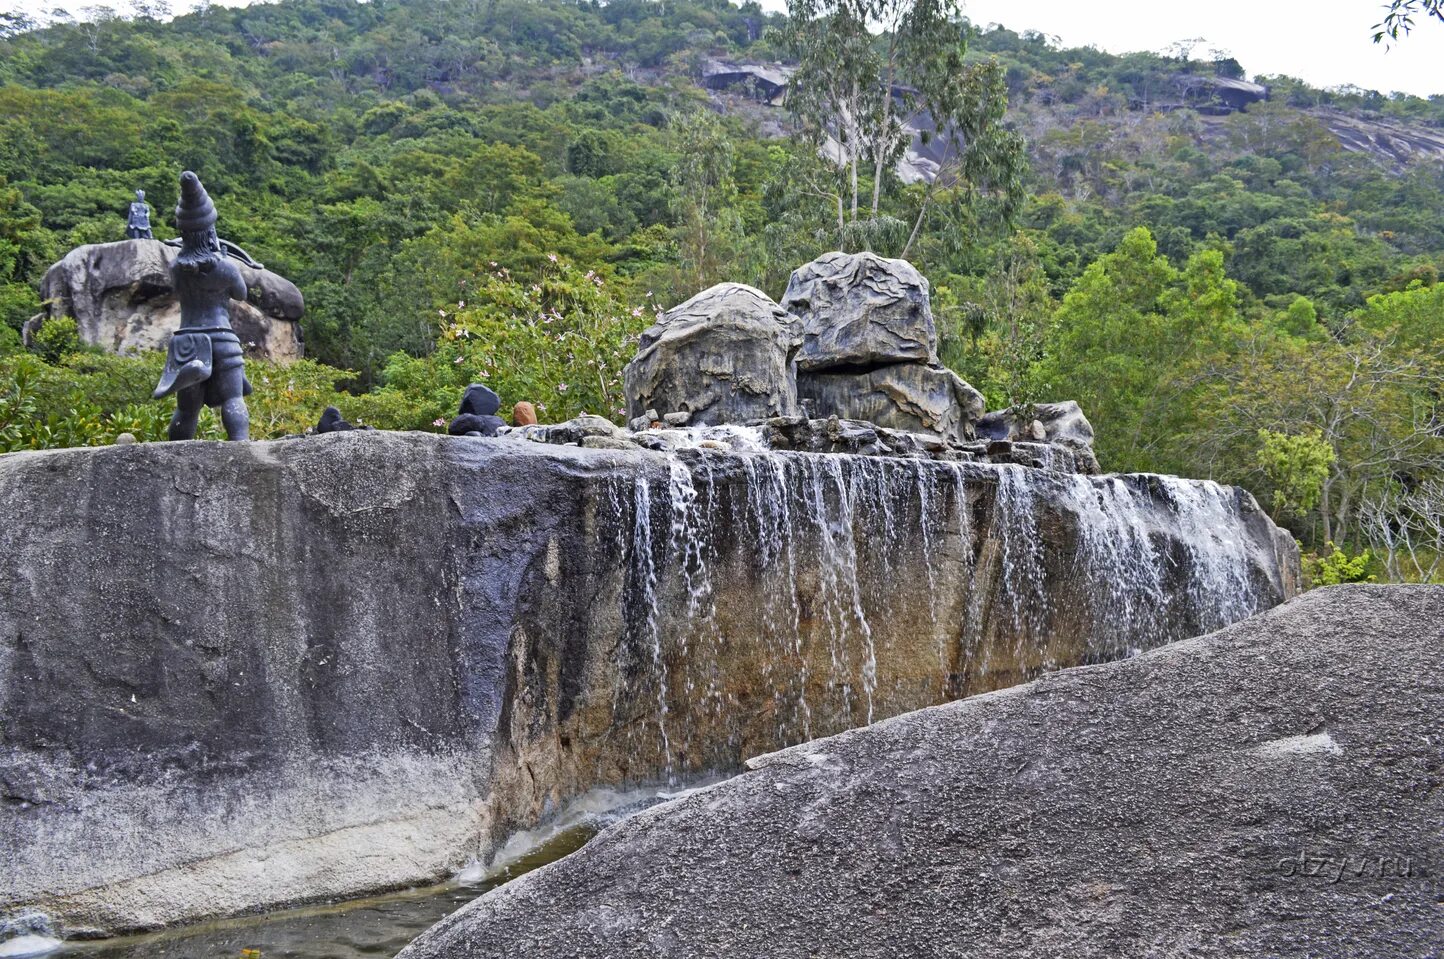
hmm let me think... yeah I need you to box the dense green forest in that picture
[0,0,1441,581]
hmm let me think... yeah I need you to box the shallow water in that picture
[32,781,716,959]
[64,827,591,959]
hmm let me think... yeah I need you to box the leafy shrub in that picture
[371,254,652,427]
[1304,542,1376,587]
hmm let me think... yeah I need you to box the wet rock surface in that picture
[31,239,304,362]
[622,283,802,426]
[401,585,1444,959]
[0,431,1297,935]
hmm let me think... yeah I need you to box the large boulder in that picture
[798,361,985,442]
[781,251,938,371]
[978,400,1101,473]
[29,239,304,362]
[623,283,802,425]
[400,585,1443,959]
[0,434,1298,935]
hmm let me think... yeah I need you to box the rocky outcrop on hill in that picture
[28,239,304,362]
[623,283,802,425]
[401,585,1444,959]
[0,431,1297,935]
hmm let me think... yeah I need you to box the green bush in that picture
[1304,542,1376,588]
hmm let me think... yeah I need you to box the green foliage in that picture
[1374,0,1444,42]
[369,255,651,428]
[1304,542,1376,587]
[28,316,89,364]
[1038,227,1241,473]
[1256,429,1336,518]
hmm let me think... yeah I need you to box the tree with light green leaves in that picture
[1039,227,1242,474]
[1256,429,1336,519]
[780,0,1024,256]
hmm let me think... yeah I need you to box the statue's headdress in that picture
[174,171,217,233]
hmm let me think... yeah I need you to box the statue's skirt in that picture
[153,328,251,403]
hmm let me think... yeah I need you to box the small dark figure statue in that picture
[315,406,374,434]
[152,171,251,441]
[125,189,153,240]
[448,383,505,436]
[316,406,355,433]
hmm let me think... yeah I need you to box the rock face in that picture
[30,239,304,362]
[0,433,1297,935]
[979,401,1100,473]
[781,251,937,370]
[401,585,1444,959]
[623,283,802,425]
[798,362,985,443]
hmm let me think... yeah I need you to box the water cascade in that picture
[496,435,1298,793]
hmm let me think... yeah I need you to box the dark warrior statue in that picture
[125,189,153,240]
[152,171,252,441]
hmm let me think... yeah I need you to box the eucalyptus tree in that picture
[1374,0,1444,42]
[780,0,1024,257]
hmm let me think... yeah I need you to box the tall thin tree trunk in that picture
[872,44,897,217]
[849,79,860,224]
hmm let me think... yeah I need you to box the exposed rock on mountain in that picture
[29,239,304,362]
[400,585,1443,959]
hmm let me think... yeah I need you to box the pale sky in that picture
[5,0,1443,97]
[956,0,1444,97]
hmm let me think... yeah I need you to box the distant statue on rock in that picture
[314,405,374,434]
[152,171,252,442]
[125,189,153,240]
[449,383,505,436]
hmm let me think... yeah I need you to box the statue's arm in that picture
[228,262,249,303]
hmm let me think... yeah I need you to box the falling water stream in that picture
[602,444,1272,783]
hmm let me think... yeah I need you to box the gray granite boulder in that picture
[400,584,1444,959]
[29,239,303,362]
[798,361,985,442]
[979,400,1101,473]
[623,283,802,425]
[0,433,1299,936]
[781,251,937,371]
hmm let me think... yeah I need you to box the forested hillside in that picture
[1,0,1441,580]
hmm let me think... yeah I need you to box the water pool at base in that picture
[61,827,590,959]
[31,782,714,959]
